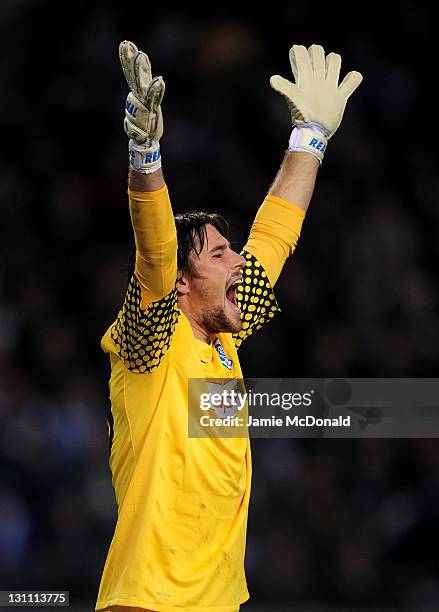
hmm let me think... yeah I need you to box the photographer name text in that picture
[200,415,351,428]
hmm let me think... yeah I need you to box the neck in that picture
[179,304,212,344]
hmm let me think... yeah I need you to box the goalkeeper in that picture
[96,41,362,612]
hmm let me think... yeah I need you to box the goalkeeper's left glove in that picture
[270,44,363,163]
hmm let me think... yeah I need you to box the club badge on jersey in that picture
[214,338,233,370]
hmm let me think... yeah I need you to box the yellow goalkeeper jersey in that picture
[95,185,305,612]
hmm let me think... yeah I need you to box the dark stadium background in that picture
[1,1,438,610]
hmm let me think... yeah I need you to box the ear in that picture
[177,269,190,296]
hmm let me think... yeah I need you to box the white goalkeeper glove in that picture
[119,40,165,174]
[270,44,363,162]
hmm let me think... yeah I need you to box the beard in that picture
[201,304,242,335]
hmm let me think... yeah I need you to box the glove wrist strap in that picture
[288,124,328,164]
[128,140,162,174]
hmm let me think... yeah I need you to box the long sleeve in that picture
[243,194,305,287]
[128,184,177,305]
[108,185,180,373]
[232,194,305,349]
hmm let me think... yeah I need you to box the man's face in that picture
[179,224,246,335]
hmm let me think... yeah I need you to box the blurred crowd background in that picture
[1,1,438,610]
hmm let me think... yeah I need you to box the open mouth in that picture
[225,278,242,314]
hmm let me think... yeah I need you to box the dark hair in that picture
[127,211,229,281]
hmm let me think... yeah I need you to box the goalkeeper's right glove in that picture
[270,44,363,163]
[119,40,165,174]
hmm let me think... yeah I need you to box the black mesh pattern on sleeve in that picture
[232,250,280,349]
[110,275,180,373]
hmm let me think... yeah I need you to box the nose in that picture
[232,251,246,270]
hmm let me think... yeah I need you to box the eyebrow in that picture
[208,241,231,254]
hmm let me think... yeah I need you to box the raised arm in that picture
[234,44,362,348]
[244,44,363,286]
[110,42,179,373]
